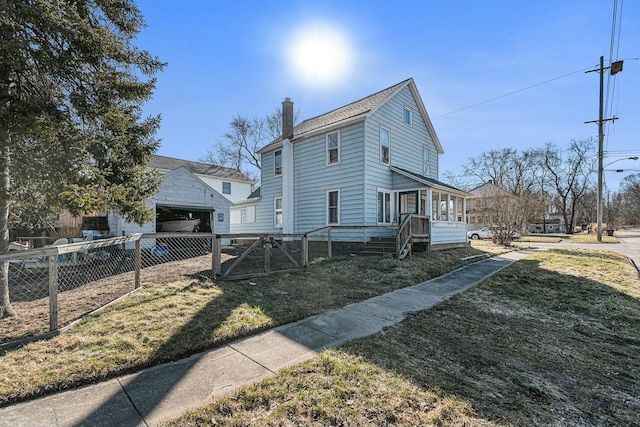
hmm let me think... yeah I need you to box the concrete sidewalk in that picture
[0,250,536,427]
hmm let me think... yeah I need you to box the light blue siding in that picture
[293,122,367,241]
[364,85,441,228]
[431,221,468,245]
[231,149,283,234]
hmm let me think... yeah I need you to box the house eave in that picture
[390,166,469,197]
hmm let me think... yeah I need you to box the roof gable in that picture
[161,167,231,207]
[259,77,443,154]
[149,155,253,183]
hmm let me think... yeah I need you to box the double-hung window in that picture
[274,197,283,227]
[377,190,392,224]
[380,126,390,164]
[274,150,282,176]
[327,131,340,164]
[222,182,231,194]
[327,190,340,225]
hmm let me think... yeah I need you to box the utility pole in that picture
[585,56,622,242]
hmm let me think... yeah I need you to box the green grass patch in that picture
[165,249,640,426]
[0,244,512,405]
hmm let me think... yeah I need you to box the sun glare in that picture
[286,23,354,88]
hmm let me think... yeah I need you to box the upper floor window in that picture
[274,150,282,176]
[327,189,340,225]
[404,107,413,126]
[327,131,340,165]
[222,182,231,194]
[422,146,429,176]
[380,126,390,164]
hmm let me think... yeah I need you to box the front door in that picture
[398,191,418,224]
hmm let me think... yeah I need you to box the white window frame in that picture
[327,189,340,225]
[222,181,231,194]
[274,197,283,228]
[422,145,430,176]
[404,106,413,126]
[245,205,256,223]
[274,150,282,176]
[230,210,241,225]
[380,126,390,165]
[326,130,340,165]
[377,189,393,225]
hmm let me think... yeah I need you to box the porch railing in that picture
[396,214,430,259]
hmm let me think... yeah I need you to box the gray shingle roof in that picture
[260,78,412,152]
[148,155,254,182]
[390,166,469,195]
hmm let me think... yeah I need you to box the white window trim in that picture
[326,189,340,225]
[326,130,341,165]
[377,188,393,225]
[404,106,413,126]
[380,126,390,165]
[245,205,256,223]
[274,150,282,176]
[274,196,283,228]
[222,181,231,194]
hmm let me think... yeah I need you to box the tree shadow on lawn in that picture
[343,254,640,426]
[59,248,506,425]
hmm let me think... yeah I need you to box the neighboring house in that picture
[230,78,469,252]
[466,180,509,231]
[148,155,255,203]
[108,156,253,243]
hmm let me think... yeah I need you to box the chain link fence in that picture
[0,235,140,346]
[0,233,309,347]
[1,228,397,347]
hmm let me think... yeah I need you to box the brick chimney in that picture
[282,97,294,140]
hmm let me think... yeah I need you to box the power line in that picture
[432,67,591,119]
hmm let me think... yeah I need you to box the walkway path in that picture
[0,250,537,427]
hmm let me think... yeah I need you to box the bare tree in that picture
[463,148,537,196]
[619,174,640,225]
[203,107,298,184]
[472,184,530,246]
[542,139,596,233]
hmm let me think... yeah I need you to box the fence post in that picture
[48,252,59,332]
[302,234,308,267]
[134,238,141,289]
[264,237,271,274]
[212,236,221,277]
[327,228,332,259]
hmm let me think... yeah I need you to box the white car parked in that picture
[467,227,493,240]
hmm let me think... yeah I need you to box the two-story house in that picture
[230,78,469,253]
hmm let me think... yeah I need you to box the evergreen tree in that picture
[0,0,165,317]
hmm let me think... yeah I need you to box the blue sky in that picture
[135,0,639,190]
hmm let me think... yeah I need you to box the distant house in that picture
[107,155,254,239]
[148,155,254,203]
[466,180,509,231]
[230,78,469,253]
